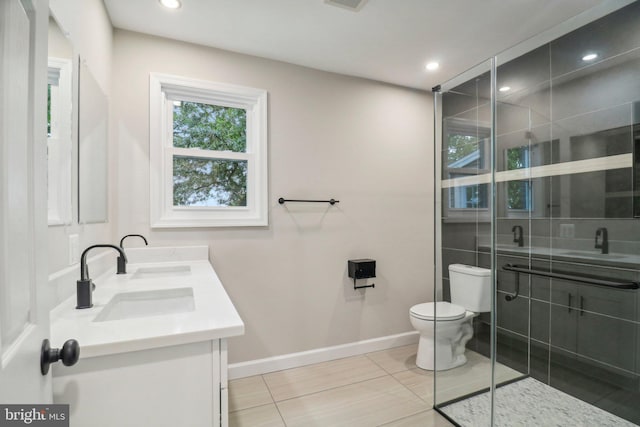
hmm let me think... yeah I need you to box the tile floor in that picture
[228,345,522,427]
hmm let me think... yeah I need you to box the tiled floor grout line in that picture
[272,401,289,426]
[271,371,441,427]
[268,371,392,404]
[259,374,289,426]
[374,369,441,427]
[248,348,431,415]
[375,409,438,427]
[363,348,438,407]
[227,387,452,427]
[363,348,428,378]
[226,375,277,414]
[228,354,401,412]
[228,350,417,425]
[387,367,435,406]
[228,345,468,427]
[228,402,282,415]
[362,352,390,372]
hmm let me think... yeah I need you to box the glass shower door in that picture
[498,3,640,424]
[434,59,498,426]
[434,2,640,425]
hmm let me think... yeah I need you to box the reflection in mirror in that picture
[497,139,558,219]
[633,102,640,218]
[443,118,490,211]
[78,59,108,224]
[47,15,73,225]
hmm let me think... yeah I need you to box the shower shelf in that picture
[502,264,640,290]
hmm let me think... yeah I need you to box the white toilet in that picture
[409,264,491,371]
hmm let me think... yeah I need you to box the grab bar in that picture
[502,264,640,290]
[503,271,520,301]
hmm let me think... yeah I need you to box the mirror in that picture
[78,59,108,223]
[47,15,74,225]
[496,125,634,219]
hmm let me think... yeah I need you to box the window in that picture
[150,74,268,227]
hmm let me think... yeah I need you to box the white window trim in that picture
[149,73,268,228]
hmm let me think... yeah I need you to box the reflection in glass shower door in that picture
[434,2,640,426]
[493,1,640,425]
[633,102,640,218]
[434,59,496,427]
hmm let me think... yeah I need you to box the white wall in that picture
[112,30,434,364]
[48,0,115,277]
[49,0,112,94]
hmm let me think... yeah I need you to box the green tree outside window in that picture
[172,102,248,207]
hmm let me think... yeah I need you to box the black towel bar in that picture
[278,198,339,205]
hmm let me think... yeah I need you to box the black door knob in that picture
[40,339,80,375]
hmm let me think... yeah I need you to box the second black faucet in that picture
[118,234,148,272]
[595,227,608,254]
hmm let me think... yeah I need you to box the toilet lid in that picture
[410,302,466,321]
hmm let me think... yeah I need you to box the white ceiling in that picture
[103,0,605,90]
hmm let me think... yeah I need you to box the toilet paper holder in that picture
[348,259,376,290]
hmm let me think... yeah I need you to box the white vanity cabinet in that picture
[53,339,229,427]
[50,247,242,427]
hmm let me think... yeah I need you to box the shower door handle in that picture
[567,293,572,313]
[579,296,585,316]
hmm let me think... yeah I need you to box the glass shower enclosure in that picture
[433,1,640,425]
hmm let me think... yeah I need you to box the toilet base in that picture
[414,316,474,371]
[416,333,468,371]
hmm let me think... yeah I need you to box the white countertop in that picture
[50,249,244,359]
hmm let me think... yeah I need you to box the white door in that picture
[0,0,53,403]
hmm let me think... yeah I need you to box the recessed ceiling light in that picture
[499,86,511,92]
[159,0,181,9]
[582,53,598,61]
[425,62,439,71]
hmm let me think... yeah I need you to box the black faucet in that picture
[512,225,524,247]
[76,244,127,309]
[119,234,148,270]
[120,234,148,247]
[595,227,608,254]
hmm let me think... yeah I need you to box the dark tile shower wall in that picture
[440,2,640,424]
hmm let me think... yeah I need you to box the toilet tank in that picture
[448,264,491,312]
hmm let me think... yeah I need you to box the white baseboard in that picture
[228,331,419,380]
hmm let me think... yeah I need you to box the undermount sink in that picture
[131,265,191,280]
[559,251,627,260]
[93,287,195,322]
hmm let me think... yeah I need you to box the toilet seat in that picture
[410,302,466,321]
